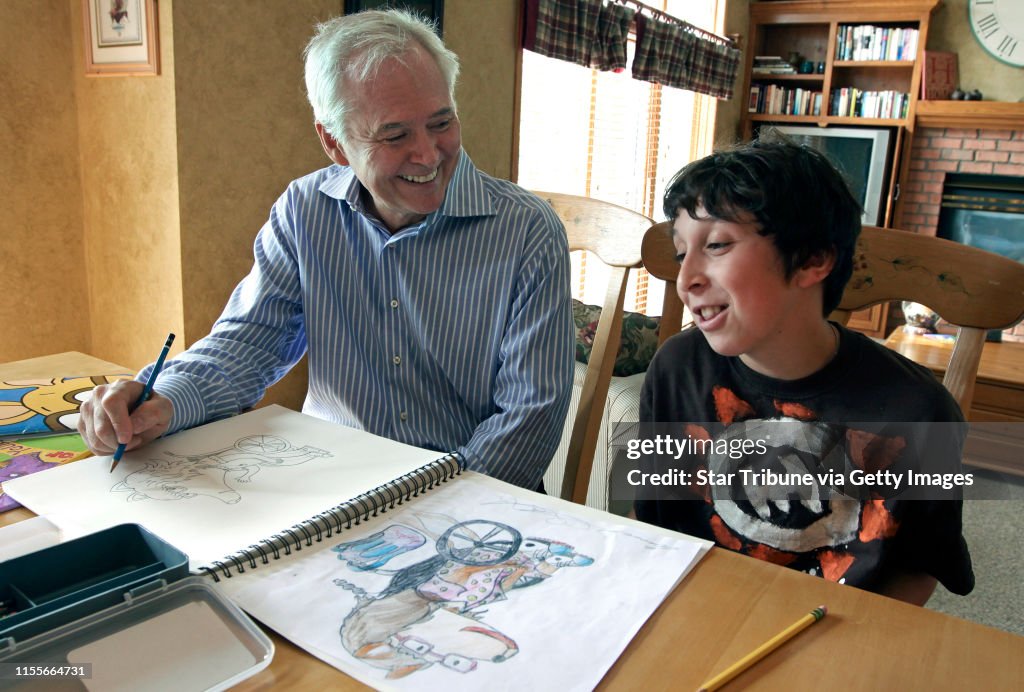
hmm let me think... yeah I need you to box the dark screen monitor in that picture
[765,125,893,225]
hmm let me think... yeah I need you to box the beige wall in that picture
[1,0,89,363]
[0,0,181,370]
[927,0,1023,103]
[74,0,185,372]
[174,1,335,344]
[170,0,339,409]
[446,0,520,179]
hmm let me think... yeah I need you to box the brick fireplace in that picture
[902,127,1024,233]
[898,106,1024,342]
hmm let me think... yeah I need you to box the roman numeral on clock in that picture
[975,14,999,38]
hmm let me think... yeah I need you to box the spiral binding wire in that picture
[201,453,462,582]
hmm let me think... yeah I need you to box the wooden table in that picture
[0,351,129,380]
[884,330,1024,423]
[4,353,1024,690]
[884,331,1024,476]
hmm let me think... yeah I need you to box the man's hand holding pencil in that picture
[78,334,176,465]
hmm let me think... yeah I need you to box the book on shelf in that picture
[751,55,796,75]
[748,85,760,113]
[748,84,822,116]
[5,405,710,690]
[829,87,908,119]
[836,25,918,62]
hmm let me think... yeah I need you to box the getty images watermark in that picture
[607,420,1013,503]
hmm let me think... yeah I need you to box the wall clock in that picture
[969,0,1024,67]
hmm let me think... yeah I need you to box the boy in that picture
[633,139,973,604]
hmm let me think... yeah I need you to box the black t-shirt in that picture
[634,324,974,595]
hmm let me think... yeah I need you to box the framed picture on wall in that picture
[344,0,444,35]
[82,0,160,76]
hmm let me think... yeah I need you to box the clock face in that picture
[969,0,1024,67]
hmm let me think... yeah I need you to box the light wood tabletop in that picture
[3,353,1024,690]
[0,351,129,380]
[884,330,1024,390]
[883,331,1024,478]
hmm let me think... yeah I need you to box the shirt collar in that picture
[317,148,496,224]
[436,149,496,219]
[318,165,366,212]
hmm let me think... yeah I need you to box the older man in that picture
[80,10,573,490]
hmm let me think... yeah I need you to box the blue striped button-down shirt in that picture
[145,150,574,489]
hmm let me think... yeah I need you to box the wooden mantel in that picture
[915,100,1024,130]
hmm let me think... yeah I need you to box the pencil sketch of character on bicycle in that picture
[332,515,594,680]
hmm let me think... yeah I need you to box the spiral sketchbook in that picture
[3,405,448,572]
[5,405,711,691]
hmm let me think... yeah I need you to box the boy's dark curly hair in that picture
[662,136,862,315]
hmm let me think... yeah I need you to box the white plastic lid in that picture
[0,576,273,691]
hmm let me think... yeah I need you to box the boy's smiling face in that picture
[673,207,830,377]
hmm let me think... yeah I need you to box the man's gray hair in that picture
[304,9,460,141]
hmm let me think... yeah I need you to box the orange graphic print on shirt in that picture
[696,386,902,585]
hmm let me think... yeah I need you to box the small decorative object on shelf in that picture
[920,51,958,100]
[902,301,939,335]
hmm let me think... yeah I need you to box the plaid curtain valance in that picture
[632,14,740,100]
[523,0,739,100]
[593,2,635,72]
[523,0,635,72]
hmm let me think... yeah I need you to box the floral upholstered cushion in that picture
[572,299,661,377]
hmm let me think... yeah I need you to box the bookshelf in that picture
[741,0,938,134]
[740,0,941,337]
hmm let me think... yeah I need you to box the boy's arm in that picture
[878,570,937,606]
[883,414,971,605]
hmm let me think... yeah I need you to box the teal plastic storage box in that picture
[0,523,188,644]
[0,524,273,691]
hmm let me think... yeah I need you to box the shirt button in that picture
[393,355,401,365]
[400,411,408,421]
[390,299,399,308]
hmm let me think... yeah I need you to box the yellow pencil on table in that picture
[110,332,175,473]
[697,605,827,691]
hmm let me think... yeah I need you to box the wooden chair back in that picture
[533,191,652,504]
[641,221,689,345]
[833,225,1024,414]
[641,221,1024,416]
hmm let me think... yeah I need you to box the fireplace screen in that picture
[937,173,1024,264]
